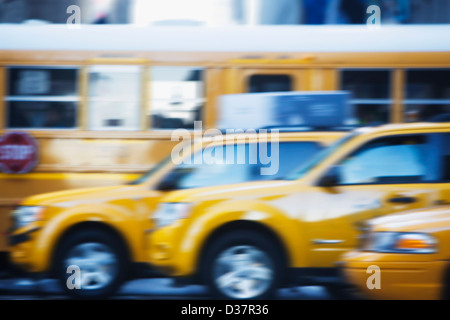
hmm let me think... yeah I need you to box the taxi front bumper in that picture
[341,251,449,300]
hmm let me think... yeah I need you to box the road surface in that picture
[0,275,362,300]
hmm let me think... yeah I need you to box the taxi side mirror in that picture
[156,171,179,191]
[157,179,177,191]
[317,166,341,188]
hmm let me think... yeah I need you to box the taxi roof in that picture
[353,121,450,136]
[199,121,450,145]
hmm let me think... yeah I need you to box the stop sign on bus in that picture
[0,132,38,174]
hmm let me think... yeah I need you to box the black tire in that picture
[325,284,359,300]
[54,228,128,299]
[441,265,450,300]
[202,230,283,300]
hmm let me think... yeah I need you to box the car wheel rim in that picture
[213,245,274,299]
[64,242,118,291]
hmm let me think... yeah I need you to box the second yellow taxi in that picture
[147,121,450,299]
[342,205,450,300]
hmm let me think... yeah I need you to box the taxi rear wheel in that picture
[54,229,128,299]
[202,230,282,300]
[442,265,450,300]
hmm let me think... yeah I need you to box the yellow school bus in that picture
[1,24,450,262]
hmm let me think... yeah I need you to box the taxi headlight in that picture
[153,202,193,229]
[12,206,45,229]
[366,232,437,254]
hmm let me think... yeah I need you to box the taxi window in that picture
[339,135,428,185]
[438,133,450,181]
[157,141,322,190]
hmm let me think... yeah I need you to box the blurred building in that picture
[131,0,302,26]
[132,0,450,26]
[0,0,449,25]
[360,0,450,24]
[244,0,303,25]
[0,0,131,24]
[409,0,450,24]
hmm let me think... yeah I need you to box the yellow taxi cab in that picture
[147,122,450,299]
[341,205,450,300]
[7,130,342,298]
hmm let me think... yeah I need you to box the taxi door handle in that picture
[388,196,417,204]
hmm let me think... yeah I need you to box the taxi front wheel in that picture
[54,228,128,299]
[202,230,282,300]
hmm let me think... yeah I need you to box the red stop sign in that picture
[0,132,39,174]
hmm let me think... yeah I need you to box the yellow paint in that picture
[7,132,342,272]
[341,205,450,299]
[2,47,450,256]
[146,123,450,280]
[229,56,316,64]
[0,173,139,180]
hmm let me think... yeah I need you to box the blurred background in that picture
[0,0,449,25]
[0,0,449,299]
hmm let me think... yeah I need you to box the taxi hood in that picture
[370,206,450,233]
[21,185,147,207]
[158,180,295,204]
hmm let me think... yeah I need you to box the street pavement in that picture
[0,274,345,300]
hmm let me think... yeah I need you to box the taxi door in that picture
[305,132,441,267]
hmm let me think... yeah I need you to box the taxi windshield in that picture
[128,155,172,185]
[155,141,323,191]
[285,131,360,180]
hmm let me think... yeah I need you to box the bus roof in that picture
[1,24,450,53]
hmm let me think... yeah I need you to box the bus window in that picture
[150,66,205,130]
[403,69,450,122]
[341,70,391,126]
[88,65,141,131]
[248,74,292,93]
[6,67,78,129]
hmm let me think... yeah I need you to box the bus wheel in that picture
[55,229,127,299]
[202,231,282,300]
